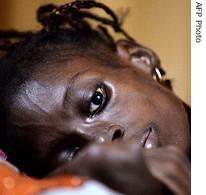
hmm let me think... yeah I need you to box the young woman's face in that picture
[8,50,190,173]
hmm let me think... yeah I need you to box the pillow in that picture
[0,160,120,195]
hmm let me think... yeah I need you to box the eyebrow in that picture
[62,69,89,109]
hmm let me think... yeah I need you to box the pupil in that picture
[91,91,103,105]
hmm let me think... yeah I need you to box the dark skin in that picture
[7,40,190,195]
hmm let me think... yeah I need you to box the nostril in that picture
[112,129,124,141]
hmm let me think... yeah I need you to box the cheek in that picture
[101,81,189,151]
[145,89,190,151]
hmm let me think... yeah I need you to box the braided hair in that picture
[0,0,136,56]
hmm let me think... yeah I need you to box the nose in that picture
[96,125,125,143]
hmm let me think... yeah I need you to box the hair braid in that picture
[0,30,33,58]
[37,0,135,42]
[0,0,136,59]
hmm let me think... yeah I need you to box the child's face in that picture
[8,51,190,172]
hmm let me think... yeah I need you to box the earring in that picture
[152,67,165,83]
[129,50,166,84]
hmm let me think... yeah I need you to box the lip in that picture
[141,124,159,149]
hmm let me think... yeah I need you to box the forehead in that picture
[11,55,125,106]
[32,52,124,84]
[8,55,129,129]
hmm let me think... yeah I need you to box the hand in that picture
[144,146,191,195]
[49,142,163,195]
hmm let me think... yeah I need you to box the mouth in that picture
[141,124,159,149]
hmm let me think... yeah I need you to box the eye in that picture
[89,85,107,116]
[59,147,80,161]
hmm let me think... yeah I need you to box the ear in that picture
[116,39,161,75]
[116,40,173,90]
